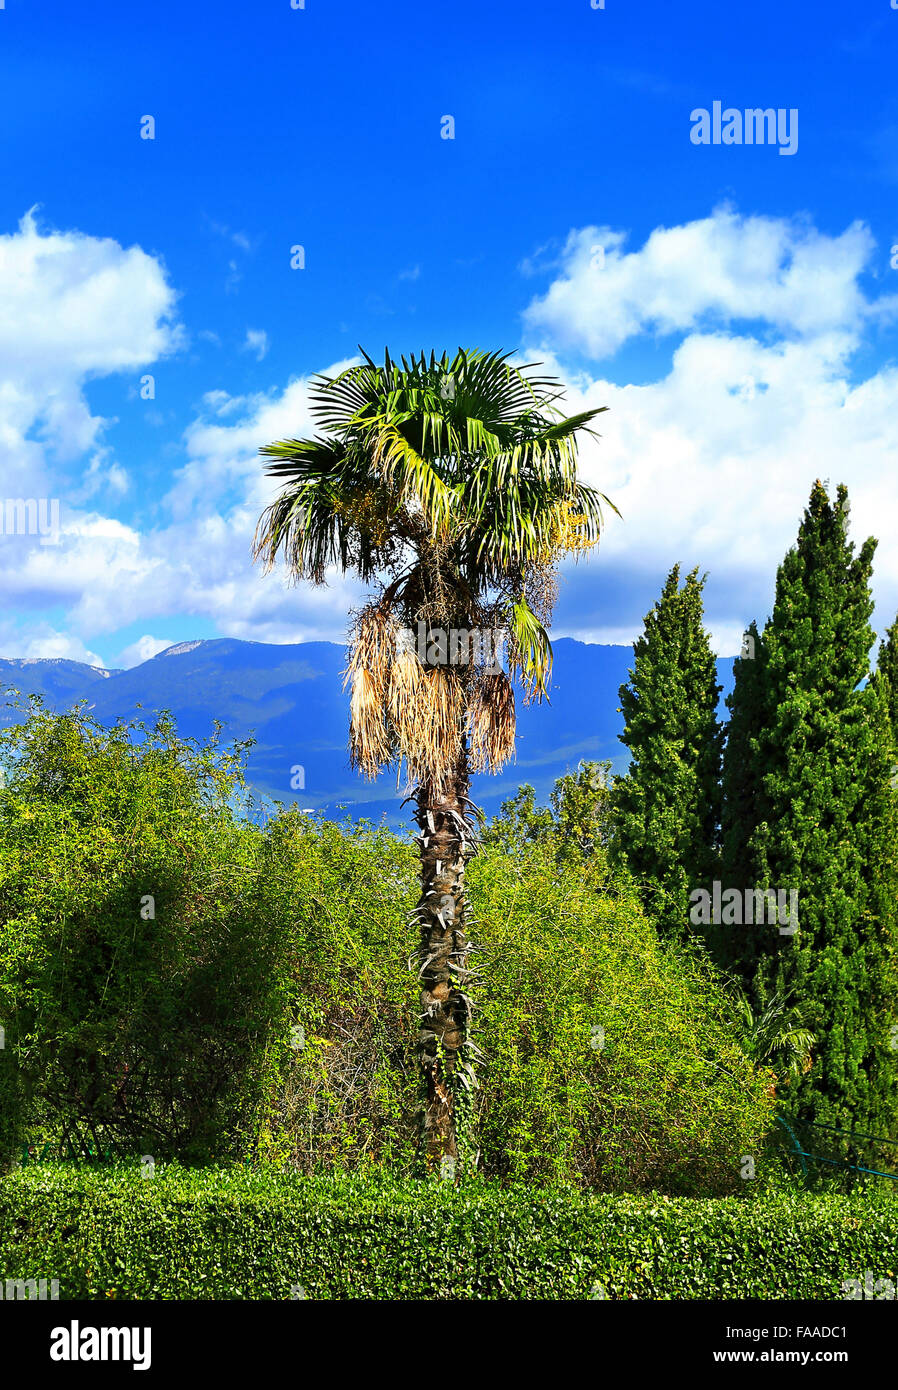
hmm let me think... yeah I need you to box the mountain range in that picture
[0,639,736,825]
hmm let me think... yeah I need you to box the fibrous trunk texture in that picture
[413,748,477,1170]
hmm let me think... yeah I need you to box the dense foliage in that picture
[0,703,774,1193]
[1,1163,894,1300]
[0,703,292,1164]
[482,760,614,864]
[610,565,723,941]
[3,482,894,1206]
[720,483,898,1135]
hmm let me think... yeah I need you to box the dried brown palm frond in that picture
[344,603,399,777]
[388,647,424,751]
[344,602,396,696]
[467,672,516,773]
[348,667,392,778]
[403,667,465,788]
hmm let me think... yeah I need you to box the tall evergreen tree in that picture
[717,619,766,973]
[610,565,723,941]
[874,615,898,738]
[722,481,897,1134]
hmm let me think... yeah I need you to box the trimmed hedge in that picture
[0,1164,896,1300]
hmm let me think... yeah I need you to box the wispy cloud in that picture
[206,219,254,254]
[242,328,269,361]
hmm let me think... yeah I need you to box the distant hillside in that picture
[0,639,736,823]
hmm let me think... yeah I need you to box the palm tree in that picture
[253,347,613,1169]
[736,987,815,1085]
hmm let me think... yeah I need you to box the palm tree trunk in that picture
[414,744,475,1171]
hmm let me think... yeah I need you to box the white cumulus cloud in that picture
[523,206,896,359]
[115,634,176,668]
[523,212,898,652]
[0,208,182,492]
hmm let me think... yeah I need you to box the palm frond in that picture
[506,598,553,702]
[403,668,465,790]
[348,668,392,778]
[345,604,397,777]
[388,647,424,753]
[468,673,516,772]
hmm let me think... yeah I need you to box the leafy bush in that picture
[250,811,419,1172]
[257,824,776,1192]
[0,703,294,1163]
[0,1163,895,1300]
[482,761,615,863]
[0,704,776,1192]
[468,843,776,1191]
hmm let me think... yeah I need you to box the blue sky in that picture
[2,0,898,668]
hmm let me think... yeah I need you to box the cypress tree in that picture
[717,619,767,973]
[722,481,897,1134]
[610,565,723,941]
[874,615,898,738]
[872,614,898,1096]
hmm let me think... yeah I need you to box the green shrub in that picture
[250,811,420,1172]
[252,826,776,1192]
[0,704,294,1163]
[0,1164,895,1300]
[0,703,776,1192]
[468,844,776,1192]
